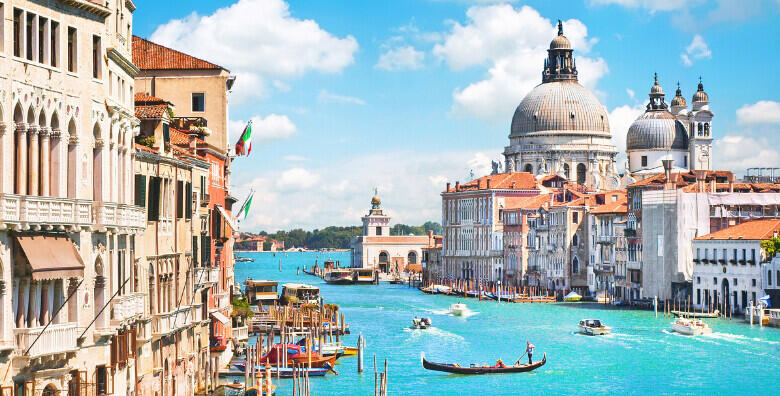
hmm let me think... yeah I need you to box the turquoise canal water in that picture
[235,252,780,395]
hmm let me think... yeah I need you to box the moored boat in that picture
[671,310,719,318]
[564,291,582,302]
[244,279,278,307]
[353,268,378,284]
[578,319,612,336]
[323,269,354,285]
[671,317,713,336]
[420,284,451,294]
[280,283,320,305]
[231,362,329,377]
[421,352,546,375]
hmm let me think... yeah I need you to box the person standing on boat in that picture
[526,341,535,364]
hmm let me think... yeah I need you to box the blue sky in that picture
[132,0,780,231]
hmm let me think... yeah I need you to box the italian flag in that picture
[235,120,252,156]
[242,192,253,220]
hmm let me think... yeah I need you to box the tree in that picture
[761,237,780,260]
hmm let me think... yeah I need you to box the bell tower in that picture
[688,78,713,171]
[362,189,391,237]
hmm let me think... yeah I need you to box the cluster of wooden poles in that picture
[373,356,389,396]
[423,278,553,301]
[660,296,732,319]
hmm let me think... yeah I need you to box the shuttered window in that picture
[176,180,184,218]
[147,177,161,221]
[186,182,193,219]
[193,236,199,266]
[134,175,147,207]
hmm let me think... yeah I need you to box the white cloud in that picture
[588,0,693,13]
[283,155,308,162]
[376,46,425,71]
[229,114,297,143]
[713,135,780,174]
[626,89,635,100]
[233,149,502,231]
[150,0,358,103]
[736,101,780,125]
[317,90,366,105]
[608,103,646,170]
[433,5,607,121]
[680,34,711,66]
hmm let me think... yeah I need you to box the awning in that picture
[216,205,239,233]
[17,235,85,280]
[211,311,230,324]
[407,264,423,273]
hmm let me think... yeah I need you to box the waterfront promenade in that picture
[237,251,780,395]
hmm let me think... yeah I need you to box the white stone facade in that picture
[692,239,764,313]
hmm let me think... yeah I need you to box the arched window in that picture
[407,251,417,265]
[563,163,570,179]
[704,123,709,136]
[698,122,703,136]
[576,163,586,185]
[378,252,388,264]
[93,123,102,202]
[42,384,58,396]
[572,234,579,246]
[67,119,77,198]
[572,256,580,274]
[524,164,533,173]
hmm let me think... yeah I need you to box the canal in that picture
[235,252,780,395]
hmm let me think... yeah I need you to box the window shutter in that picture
[148,177,161,221]
[110,336,118,367]
[200,175,206,199]
[186,182,193,219]
[134,175,147,207]
[192,236,199,266]
[176,180,184,218]
[163,123,170,146]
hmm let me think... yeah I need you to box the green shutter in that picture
[186,182,193,219]
[147,177,161,221]
[134,175,147,207]
[176,180,184,219]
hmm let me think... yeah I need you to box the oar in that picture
[515,351,527,365]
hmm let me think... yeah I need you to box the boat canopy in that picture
[565,291,582,299]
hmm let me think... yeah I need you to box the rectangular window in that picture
[192,92,205,112]
[147,176,161,221]
[92,35,101,78]
[50,21,59,67]
[176,180,184,219]
[751,249,756,264]
[742,248,747,264]
[26,12,34,60]
[641,156,648,167]
[696,289,701,304]
[38,17,46,63]
[67,26,76,72]
[722,249,727,264]
[14,8,23,57]
[769,270,772,286]
[572,212,578,223]
[696,248,700,261]
[134,175,146,207]
[376,226,382,236]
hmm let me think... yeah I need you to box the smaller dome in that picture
[627,111,689,151]
[550,35,572,50]
[371,195,381,206]
[692,81,708,103]
[671,84,686,107]
[650,73,663,95]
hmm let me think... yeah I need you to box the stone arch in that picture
[576,163,586,185]
[572,256,580,274]
[524,163,533,173]
[378,251,389,273]
[407,251,417,265]
[38,109,47,128]
[572,234,579,246]
[93,123,103,202]
[563,163,570,179]
[94,255,106,328]
[13,103,24,123]
[42,384,58,396]
[50,111,60,130]
[26,106,35,125]
[67,118,77,198]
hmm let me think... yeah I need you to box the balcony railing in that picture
[152,306,192,337]
[15,323,78,357]
[233,325,248,341]
[211,292,230,312]
[195,267,221,288]
[627,260,641,270]
[112,292,145,324]
[0,194,93,229]
[94,202,146,230]
[597,235,615,244]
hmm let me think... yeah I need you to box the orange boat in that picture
[259,344,337,368]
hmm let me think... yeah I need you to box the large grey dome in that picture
[626,111,688,151]
[510,81,610,136]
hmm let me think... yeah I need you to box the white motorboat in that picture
[411,317,432,329]
[449,303,468,316]
[564,291,582,302]
[578,319,612,336]
[671,317,712,336]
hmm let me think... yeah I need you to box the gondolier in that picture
[526,341,535,364]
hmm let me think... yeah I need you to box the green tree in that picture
[761,237,780,260]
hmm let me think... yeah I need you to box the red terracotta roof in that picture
[135,104,168,119]
[445,172,538,193]
[591,196,628,215]
[695,219,780,241]
[132,36,225,71]
[362,236,430,244]
[504,194,550,211]
[135,143,157,154]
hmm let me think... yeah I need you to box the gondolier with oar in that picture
[522,341,535,365]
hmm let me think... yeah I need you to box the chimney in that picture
[709,179,716,193]
[477,179,482,189]
[728,173,734,193]
[455,181,460,191]
[487,179,491,189]
[511,182,516,189]
[446,182,451,192]
[661,159,674,190]
[694,170,707,193]
[428,229,434,245]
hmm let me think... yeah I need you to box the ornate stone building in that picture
[503,21,620,191]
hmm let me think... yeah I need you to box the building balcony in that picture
[111,292,145,325]
[627,260,641,270]
[94,202,147,231]
[15,323,79,358]
[0,194,92,231]
[595,264,615,273]
[152,306,193,337]
[195,267,221,289]
[233,325,248,342]
[172,117,211,136]
[597,235,615,244]
[211,292,231,312]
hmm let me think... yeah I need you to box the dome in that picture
[626,111,689,151]
[550,35,572,50]
[671,86,686,108]
[510,81,610,136]
[371,195,381,207]
[692,81,708,103]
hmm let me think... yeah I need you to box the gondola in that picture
[421,352,546,375]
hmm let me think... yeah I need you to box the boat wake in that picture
[403,327,465,342]
[704,332,780,345]
[426,308,479,318]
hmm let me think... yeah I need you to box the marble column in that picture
[0,122,8,194]
[28,127,40,196]
[40,128,51,196]
[95,275,106,328]
[68,278,79,323]
[16,125,28,195]
[40,280,50,325]
[27,281,41,328]
[50,129,63,197]
[150,275,157,315]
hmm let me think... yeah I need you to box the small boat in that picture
[671,318,713,336]
[511,295,557,303]
[449,303,468,316]
[259,343,337,368]
[280,283,320,305]
[235,256,254,262]
[231,362,328,377]
[578,319,612,336]
[420,284,452,294]
[215,383,244,396]
[353,268,378,284]
[244,279,278,307]
[421,352,546,375]
[671,310,719,318]
[564,291,582,302]
[411,317,432,329]
[323,269,354,285]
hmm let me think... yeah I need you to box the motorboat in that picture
[280,283,320,305]
[671,318,713,336]
[420,284,451,294]
[449,302,468,316]
[323,269,354,285]
[564,291,582,302]
[353,268,378,284]
[411,317,432,329]
[421,352,546,375]
[578,319,612,336]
